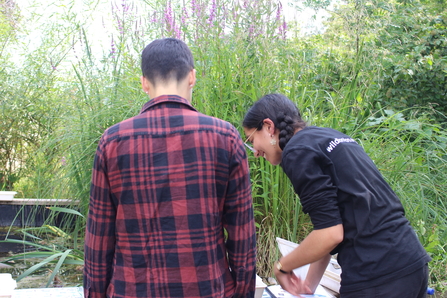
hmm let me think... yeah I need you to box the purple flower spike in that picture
[110,37,116,57]
[276,2,282,22]
[192,0,198,15]
[279,19,287,40]
[175,25,182,39]
[207,0,216,26]
[181,6,189,27]
[249,24,255,37]
[151,10,158,23]
[164,0,175,36]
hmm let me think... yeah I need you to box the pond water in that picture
[0,227,83,289]
[0,258,83,289]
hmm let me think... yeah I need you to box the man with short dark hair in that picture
[84,38,256,298]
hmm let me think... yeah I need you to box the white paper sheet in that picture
[266,284,334,298]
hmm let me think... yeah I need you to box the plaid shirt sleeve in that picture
[84,137,117,298]
[223,127,257,298]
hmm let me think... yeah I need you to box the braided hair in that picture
[243,94,306,151]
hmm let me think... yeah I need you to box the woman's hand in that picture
[274,265,312,297]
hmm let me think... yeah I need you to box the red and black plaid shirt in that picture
[84,95,256,298]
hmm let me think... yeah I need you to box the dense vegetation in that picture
[1,0,446,291]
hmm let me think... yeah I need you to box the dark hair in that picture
[141,38,194,86]
[243,93,306,150]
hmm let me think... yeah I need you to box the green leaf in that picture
[46,207,84,218]
[16,253,63,282]
[62,259,84,265]
[5,252,62,261]
[46,249,72,287]
[0,239,56,251]
[356,93,363,103]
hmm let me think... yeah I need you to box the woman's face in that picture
[243,120,283,165]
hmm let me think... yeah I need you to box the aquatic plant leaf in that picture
[46,249,72,288]
[0,239,56,251]
[16,253,63,282]
[46,207,85,218]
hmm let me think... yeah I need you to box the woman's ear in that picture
[263,118,276,134]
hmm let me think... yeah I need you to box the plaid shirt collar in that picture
[140,94,198,114]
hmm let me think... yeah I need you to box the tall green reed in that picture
[356,108,447,290]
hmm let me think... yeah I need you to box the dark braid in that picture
[277,112,297,150]
[243,93,307,151]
